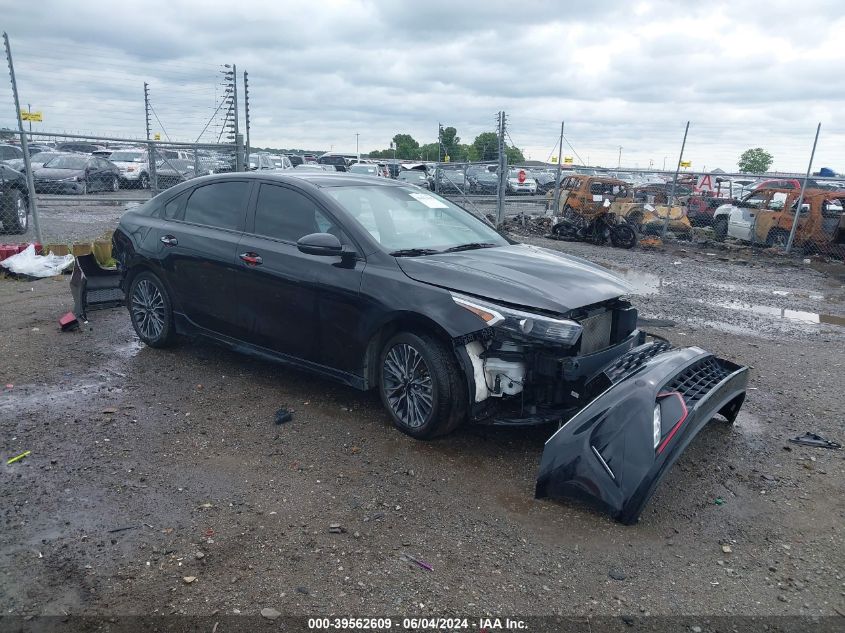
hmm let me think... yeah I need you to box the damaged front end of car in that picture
[449,292,749,524]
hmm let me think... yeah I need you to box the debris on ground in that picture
[260,608,282,620]
[721,544,733,554]
[0,244,74,278]
[59,311,79,332]
[714,497,725,505]
[500,214,553,237]
[107,525,139,534]
[182,576,197,584]
[401,553,433,572]
[6,450,31,465]
[608,569,627,581]
[328,523,346,534]
[274,408,293,424]
[788,432,841,449]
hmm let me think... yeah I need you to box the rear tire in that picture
[128,271,176,348]
[713,217,727,241]
[139,173,150,189]
[111,176,119,192]
[378,332,466,440]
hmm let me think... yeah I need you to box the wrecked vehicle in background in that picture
[112,172,749,524]
[549,175,630,216]
[713,188,845,254]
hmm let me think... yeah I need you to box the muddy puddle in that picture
[707,299,845,328]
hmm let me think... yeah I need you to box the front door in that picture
[234,182,365,370]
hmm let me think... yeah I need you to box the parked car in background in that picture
[466,166,498,193]
[155,159,213,189]
[5,151,69,174]
[397,169,431,189]
[317,153,354,171]
[713,188,844,253]
[55,141,104,154]
[248,153,277,171]
[294,164,335,171]
[34,154,121,194]
[551,175,629,215]
[436,168,467,193]
[0,144,24,166]
[92,149,114,159]
[285,155,304,167]
[112,171,749,524]
[753,178,821,192]
[531,170,557,194]
[0,163,30,233]
[348,163,382,177]
[109,149,151,189]
[506,168,537,195]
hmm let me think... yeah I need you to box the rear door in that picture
[157,179,251,336]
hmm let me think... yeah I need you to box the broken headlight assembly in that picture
[451,292,582,346]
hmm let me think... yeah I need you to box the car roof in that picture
[182,171,407,189]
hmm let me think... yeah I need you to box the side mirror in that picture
[297,232,347,257]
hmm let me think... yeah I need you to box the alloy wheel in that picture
[382,343,433,428]
[131,279,166,340]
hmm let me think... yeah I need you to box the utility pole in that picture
[662,121,690,238]
[552,121,565,214]
[243,70,250,164]
[26,102,31,136]
[496,111,508,227]
[355,133,360,160]
[231,64,240,169]
[144,82,151,140]
[3,32,42,244]
[786,123,821,254]
[437,123,442,163]
[618,146,622,169]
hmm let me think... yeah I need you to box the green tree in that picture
[738,147,773,173]
[505,145,525,164]
[391,133,419,160]
[439,126,460,160]
[471,132,499,161]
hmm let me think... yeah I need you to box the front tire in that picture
[378,332,466,439]
[1,188,28,234]
[139,173,150,189]
[111,176,119,192]
[766,228,789,248]
[713,217,727,241]
[128,271,175,348]
[610,223,637,249]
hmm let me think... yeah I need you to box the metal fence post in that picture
[552,121,564,214]
[147,142,159,194]
[434,164,440,195]
[193,143,200,179]
[235,134,244,172]
[785,123,821,255]
[662,121,689,239]
[496,111,507,227]
[4,32,42,244]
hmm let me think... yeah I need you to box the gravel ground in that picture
[1,231,844,621]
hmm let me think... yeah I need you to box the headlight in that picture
[451,292,582,346]
[653,404,662,449]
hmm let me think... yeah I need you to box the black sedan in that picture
[0,164,30,233]
[34,155,121,194]
[112,172,749,524]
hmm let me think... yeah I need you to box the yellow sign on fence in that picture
[21,110,42,122]
[154,133,161,140]
[680,160,692,168]
[551,156,558,163]
[564,156,574,164]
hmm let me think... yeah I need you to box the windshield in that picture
[31,152,61,163]
[43,155,88,169]
[109,151,145,162]
[325,185,506,253]
[399,171,426,180]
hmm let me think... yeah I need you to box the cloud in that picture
[1,0,843,171]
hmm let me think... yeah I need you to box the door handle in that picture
[239,252,263,266]
[160,235,178,246]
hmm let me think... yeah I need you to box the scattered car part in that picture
[69,254,124,321]
[59,311,80,332]
[788,432,841,449]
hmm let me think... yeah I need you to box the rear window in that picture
[183,181,249,230]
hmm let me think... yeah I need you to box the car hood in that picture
[396,243,632,314]
[35,167,83,180]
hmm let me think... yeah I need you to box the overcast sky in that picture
[2,0,844,172]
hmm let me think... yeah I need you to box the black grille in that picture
[664,357,731,407]
[604,341,671,383]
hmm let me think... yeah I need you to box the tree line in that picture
[367,127,525,164]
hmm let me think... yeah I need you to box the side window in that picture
[253,184,338,242]
[183,181,248,230]
[163,190,190,220]
[767,192,788,210]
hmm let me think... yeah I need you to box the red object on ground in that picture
[518,169,526,183]
[59,311,80,332]
[0,243,42,261]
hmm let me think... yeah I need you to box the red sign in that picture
[517,169,526,183]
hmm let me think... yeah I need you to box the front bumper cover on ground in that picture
[535,344,748,524]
